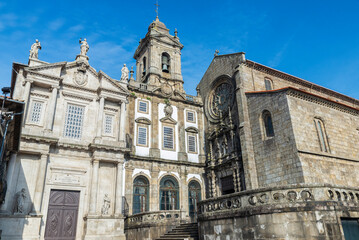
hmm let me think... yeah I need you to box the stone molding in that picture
[135,117,152,125]
[25,70,63,81]
[244,60,359,107]
[287,88,359,116]
[30,92,50,99]
[185,126,199,133]
[25,61,67,71]
[128,154,205,167]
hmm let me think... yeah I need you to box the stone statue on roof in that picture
[79,38,89,56]
[29,39,41,59]
[121,64,129,82]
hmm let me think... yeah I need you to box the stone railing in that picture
[198,184,359,217]
[126,210,181,228]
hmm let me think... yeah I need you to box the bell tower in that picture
[133,17,185,93]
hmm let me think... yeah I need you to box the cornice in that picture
[127,154,206,168]
[287,88,359,116]
[25,61,67,71]
[62,83,97,94]
[244,60,359,107]
[246,87,359,116]
[26,70,63,81]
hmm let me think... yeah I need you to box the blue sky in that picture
[1,0,359,98]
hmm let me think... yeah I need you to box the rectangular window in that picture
[138,101,148,113]
[64,104,85,139]
[187,111,195,122]
[163,126,174,150]
[104,114,113,134]
[29,101,43,123]
[137,126,148,146]
[188,135,197,153]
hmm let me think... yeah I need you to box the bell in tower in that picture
[133,17,184,91]
[162,53,170,73]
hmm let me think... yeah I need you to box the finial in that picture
[214,50,219,56]
[130,66,134,81]
[174,28,178,37]
[155,0,160,19]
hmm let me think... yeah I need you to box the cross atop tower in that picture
[155,0,160,18]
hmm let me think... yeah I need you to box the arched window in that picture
[133,176,149,214]
[263,110,274,137]
[188,181,201,220]
[314,118,329,152]
[161,53,170,73]
[264,78,273,90]
[142,57,146,76]
[160,176,179,210]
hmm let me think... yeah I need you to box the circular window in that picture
[207,79,234,121]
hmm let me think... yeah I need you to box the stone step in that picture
[156,222,199,240]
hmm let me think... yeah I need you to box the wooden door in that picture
[44,190,80,240]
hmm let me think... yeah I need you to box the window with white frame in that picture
[104,114,114,134]
[137,126,148,146]
[29,101,43,124]
[188,134,197,153]
[187,111,195,123]
[64,104,85,139]
[163,126,174,150]
[138,100,148,113]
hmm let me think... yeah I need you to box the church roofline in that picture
[246,87,359,113]
[244,59,359,106]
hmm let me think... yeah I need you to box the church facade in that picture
[0,16,359,240]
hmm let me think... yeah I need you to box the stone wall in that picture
[198,184,359,240]
[246,91,303,187]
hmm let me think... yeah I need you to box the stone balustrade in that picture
[198,184,359,218]
[126,210,181,228]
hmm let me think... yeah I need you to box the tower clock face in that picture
[208,81,234,119]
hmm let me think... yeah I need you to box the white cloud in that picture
[48,18,65,31]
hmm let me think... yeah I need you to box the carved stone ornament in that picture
[160,100,177,124]
[161,83,173,97]
[73,64,88,86]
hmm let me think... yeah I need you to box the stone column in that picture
[96,97,105,137]
[233,167,238,192]
[0,153,17,212]
[150,101,160,158]
[46,85,59,131]
[89,160,100,215]
[150,169,159,211]
[125,166,134,215]
[31,153,49,214]
[197,110,206,163]
[211,170,217,197]
[119,101,126,142]
[22,79,33,125]
[115,161,123,216]
[179,168,188,220]
[177,106,187,161]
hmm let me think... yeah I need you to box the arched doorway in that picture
[133,176,149,214]
[160,176,179,210]
[188,180,201,221]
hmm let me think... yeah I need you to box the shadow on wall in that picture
[0,153,41,239]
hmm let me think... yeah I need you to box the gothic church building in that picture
[0,16,359,240]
